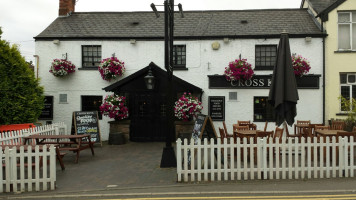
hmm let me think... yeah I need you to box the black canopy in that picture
[268,33,299,127]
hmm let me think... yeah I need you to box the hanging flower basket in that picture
[49,59,76,77]
[100,94,129,120]
[174,93,203,121]
[224,58,254,82]
[292,55,311,77]
[98,57,125,81]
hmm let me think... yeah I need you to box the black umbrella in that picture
[268,32,299,127]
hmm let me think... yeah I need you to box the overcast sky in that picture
[0,0,301,63]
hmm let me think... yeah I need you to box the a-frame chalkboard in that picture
[191,114,217,143]
[72,111,102,146]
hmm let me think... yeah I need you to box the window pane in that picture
[352,12,356,22]
[341,86,350,99]
[339,24,351,49]
[254,96,275,121]
[353,85,356,99]
[339,13,350,23]
[340,74,347,84]
[81,96,103,119]
[353,24,356,50]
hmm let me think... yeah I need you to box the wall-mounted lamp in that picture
[223,38,229,43]
[53,39,60,45]
[144,66,155,90]
[212,41,220,50]
[130,39,136,44]
[305,37,312,42]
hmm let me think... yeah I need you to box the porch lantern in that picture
[144,67,155,89]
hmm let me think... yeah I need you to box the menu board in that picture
[39,96,53,120]
[208,96,225,121]
[192,114,217,142]
[72,111,101,145]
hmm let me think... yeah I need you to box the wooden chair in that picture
[263,121,268,132]
[218,127,226,144]
[233,125,250,143]
[331,120,345,130]
[294,120,311,137]
[273,127,284,143]
[237,120,250,126]
[222,121,233,139]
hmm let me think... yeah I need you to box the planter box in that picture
[109,120,130,142]
[175,121,194,140]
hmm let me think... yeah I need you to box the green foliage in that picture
[339,96,356,131]
[0,27,44,125]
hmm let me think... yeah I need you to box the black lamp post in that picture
[151,0,183,168]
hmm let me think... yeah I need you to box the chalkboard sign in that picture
[72,111,101,145]
[208,96,225,121]
[191,114,217,143]
[39,96,53,120]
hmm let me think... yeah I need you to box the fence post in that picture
[176,138,182,182]
[54,124,59,135]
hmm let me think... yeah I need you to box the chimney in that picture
[59,0,76,16]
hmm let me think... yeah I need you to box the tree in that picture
[0,27,44,124]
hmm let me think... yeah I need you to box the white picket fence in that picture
[0,145,56,193]
[176,137,356,182]
[0,123,67,193]
[0,122,67,145]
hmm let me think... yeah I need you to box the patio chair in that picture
[263,121,268,132]
[273,127,284,144]
[222,121,233,139]
[294,120,311,137]
[233,125,250,143]
[218,127,226,144]
[331,120,345,130]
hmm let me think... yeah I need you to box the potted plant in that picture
[100,94,130,144]
[174,92,203,121]
[49,59,76,77]
[224,58,254,82]
[98,57,125,81]
[292,55,311,77]
[100,94,129,120]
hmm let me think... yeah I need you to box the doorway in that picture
[129,92,168,141]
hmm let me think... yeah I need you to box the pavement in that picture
[2,141,356,199]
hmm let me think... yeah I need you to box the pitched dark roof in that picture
[103,62,203,94]
[35,9,323,40]
[308,0,339,13]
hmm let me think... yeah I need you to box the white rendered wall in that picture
[35,37,323,140]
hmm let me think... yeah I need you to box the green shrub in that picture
[0,28,44,124]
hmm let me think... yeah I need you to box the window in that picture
[229,92,238,101]
[255,45,277,70]
[338,12,356,50]
[81,96,103,119]
[340,73,356,111]
[253,97,275,122]
[173,45,186,69]
[82,45,102,68]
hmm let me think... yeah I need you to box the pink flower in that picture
[224,58,254,82]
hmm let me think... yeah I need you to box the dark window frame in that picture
[81,95,103,120]
[340,73,356,112]
[253,96,275,122]
[255,45,277,70]
[173,45,186,69]
[81,45,102,69]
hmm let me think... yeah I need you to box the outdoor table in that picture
[314,129,346,162]
[23,134,95,163]
[314,129,346,137]
[233,129,258,143]
[294,124,310,138]
[0,144,65,170]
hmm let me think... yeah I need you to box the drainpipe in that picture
[321,19,326,124]
[33,55,39,79]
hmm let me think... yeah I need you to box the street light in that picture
[151,0,183,168]
[144,66,155,90]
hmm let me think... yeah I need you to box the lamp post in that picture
[151,0,183,168]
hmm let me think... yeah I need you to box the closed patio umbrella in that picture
[268,32,299,127]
